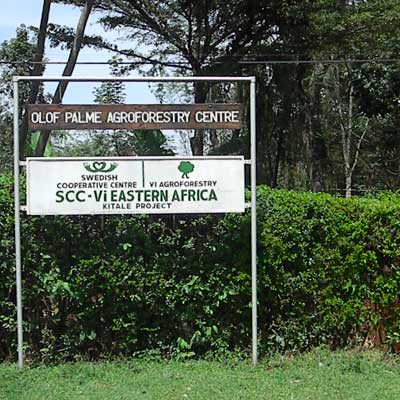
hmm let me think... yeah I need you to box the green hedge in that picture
[1,174,400,361]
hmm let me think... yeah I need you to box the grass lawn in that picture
[1,349,399,400]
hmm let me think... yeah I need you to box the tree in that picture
[0,26,38,172]
[351,63,400,190]
[50,0,293,155]
[35,0,95,156]
[94,61,173,156]
[304,0,400,194]
[41,0,400,192]
[51,60,174,157]
[19,0,52,157]
[320,64,369,197]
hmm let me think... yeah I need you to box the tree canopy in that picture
[2,0,400,193]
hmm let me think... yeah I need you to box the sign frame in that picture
[28,103,244,130]
[26,156,245,215]
[13,75,257,368]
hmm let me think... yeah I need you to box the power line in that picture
[0,59,400,66]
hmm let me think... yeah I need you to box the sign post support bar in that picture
[13,78,24,369]
[13,75,257,368]
[250,78,257,365]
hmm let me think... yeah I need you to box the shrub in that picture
[1,174,400,361]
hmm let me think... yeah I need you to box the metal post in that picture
[13,78,24,369]
[250,78,257,365]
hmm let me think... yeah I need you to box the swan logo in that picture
[83,161,118,173]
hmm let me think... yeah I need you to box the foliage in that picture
[2,175,400,361]
[51,129,174,157]
[3,1,400,189]
[0,26,36,102]
[0,26,38,172]
[310,0,400,58]
[25,131,54,157]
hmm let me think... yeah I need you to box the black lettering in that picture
[56,190,64,203]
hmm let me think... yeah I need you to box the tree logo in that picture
[83,161,118,173]
[178,161,194,178]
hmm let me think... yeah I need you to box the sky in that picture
[0,0,157,103]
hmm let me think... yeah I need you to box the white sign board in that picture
[26,157,245,215]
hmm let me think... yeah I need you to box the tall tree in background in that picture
[35,0,95,156]
[0,27,37,172]
[353,63,400,190]
[91,61,173,156]
[51,0,288,155]
[37,0,400,190]
[3,0,400,192]
[52,60,173,157]
[304,0,400,193]
[19,0,51,157]
[321,64,369,197]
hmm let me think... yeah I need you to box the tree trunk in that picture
[19,0,51,158]
[344,88,353,199]
[345,170,352,198]
[190,80,208,155]
[35,0,94,156]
